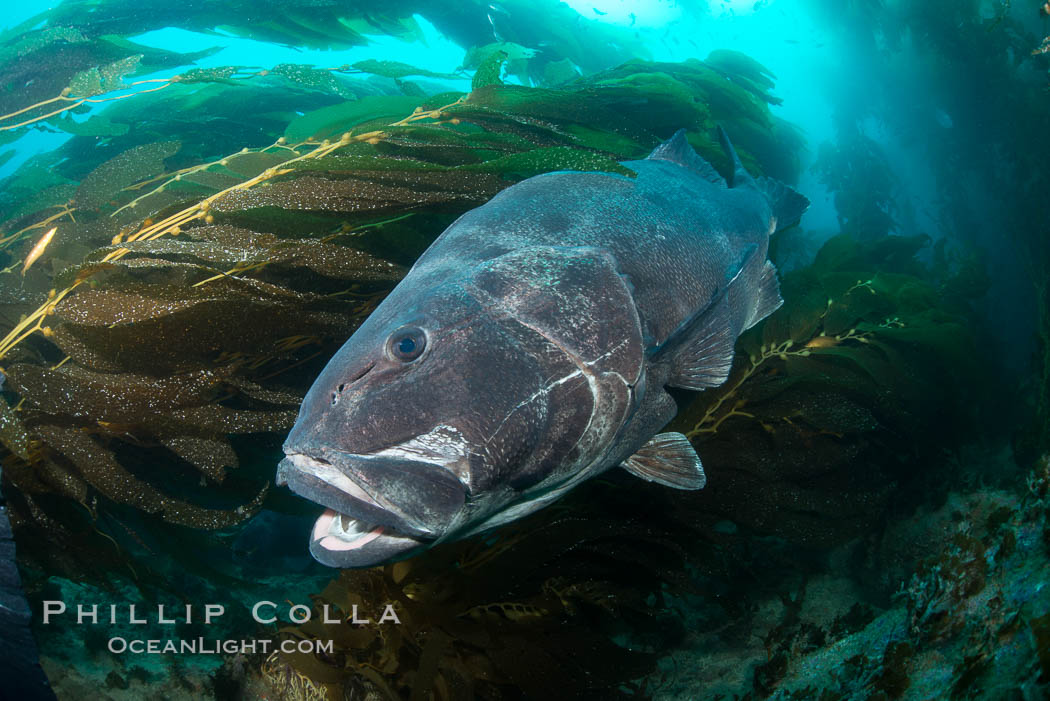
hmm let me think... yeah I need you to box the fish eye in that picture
[386,326,427,362]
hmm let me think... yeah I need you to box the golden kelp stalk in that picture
[0,204,75,253]
[0,78,174,132]
[686,301,872,438]
[0,97,464,361]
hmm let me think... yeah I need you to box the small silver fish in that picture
[22,226,56,276]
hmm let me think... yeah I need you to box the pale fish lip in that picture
[286,452,385,509]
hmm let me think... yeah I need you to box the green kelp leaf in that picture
[811,234,929,277]
[0,26,87,66]
[0,396,32,461]
[160,435,237,481]
[181,169,244,191]
[50,276,354,374]
[91,232,406,285]
[286,152,449,174]
[284,8,423,49]
[103,182,214,226]
[174,66,242,85]
[375,125,535,165]
[864,316,975,371]
[97,34,225,72]
[351,59,460,80]
[704,49,780,106]
[395,79,426,97]
[37,460,90,503]
[68,54,142,98]
[33,424,265,529]
[210,11,370,50]
[1,180,77,229]
[152,405,298,436]
[211,172,504,216]
[284,95,421,143]
[803,343,899,388]
[689,69,768,126]
[6,363,231,423]
[183,223,279,251]
[461,42,538,70]
[583,74,709,136]
[821,278,896,337]
[221,150,293,178]
[727,73,783,106]
[461,84,599,128]
[459,146,634,178]
[472,49,508,91]
[223,377,303,407]
[74,141,180,209]
[811,234,863,273]
[562,125,644,157]
[271,63,355,98]
[543,58,581,86]
[759,269,829,346]
[87,237,261,270]
[705,50,776,90]
[263,239,406,282]
[441,105,568,147]
[48,113,130,137]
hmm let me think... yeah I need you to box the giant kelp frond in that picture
[0,100,470,583]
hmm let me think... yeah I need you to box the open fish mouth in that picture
[276,451,467,568]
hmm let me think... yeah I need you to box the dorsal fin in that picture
[717,125,754,189]
[647,129,726,188]
[717,126,810,231]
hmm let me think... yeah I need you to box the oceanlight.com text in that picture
[107,637,335,655]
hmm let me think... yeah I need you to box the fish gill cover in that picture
[0,0,1045,699]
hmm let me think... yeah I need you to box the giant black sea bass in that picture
[277,129,809,568]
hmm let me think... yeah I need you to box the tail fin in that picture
[756,176,809,233]
[718,125,809,233]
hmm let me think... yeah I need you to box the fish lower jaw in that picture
[310,507,429,560]
[312,509,387,552]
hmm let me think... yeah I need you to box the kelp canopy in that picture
[0,1,1002,698]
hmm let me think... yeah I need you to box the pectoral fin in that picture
[651,244,757,391]
[621,432,706,490]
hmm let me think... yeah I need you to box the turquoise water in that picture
[0,1,1048,699]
